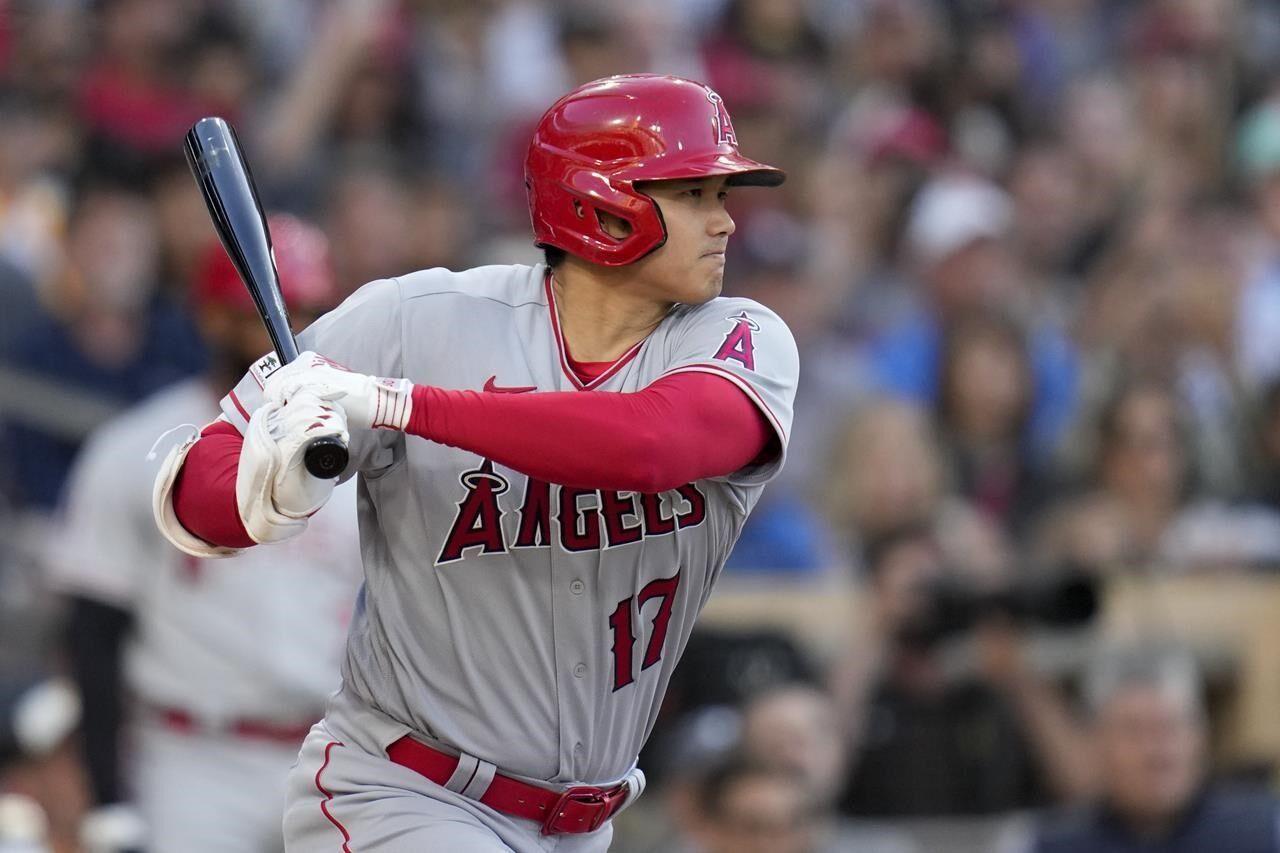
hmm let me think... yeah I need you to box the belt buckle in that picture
[540,784,624,835]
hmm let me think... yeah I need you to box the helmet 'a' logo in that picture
[707,91,737,147]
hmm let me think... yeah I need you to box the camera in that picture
[897,567,1099,648]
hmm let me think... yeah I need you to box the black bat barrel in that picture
[184,117,348,479]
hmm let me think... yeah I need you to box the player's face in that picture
[631,176,736,305]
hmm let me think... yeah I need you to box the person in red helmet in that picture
[50,214,363,853]
[154,75,798,851]
[193,213,342,386]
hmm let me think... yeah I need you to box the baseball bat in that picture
[183,117,348,479]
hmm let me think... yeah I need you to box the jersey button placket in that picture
[569,579,584,595]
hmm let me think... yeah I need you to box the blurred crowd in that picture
[4,0,1280,850]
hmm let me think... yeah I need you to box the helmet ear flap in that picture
[540,166,667,265]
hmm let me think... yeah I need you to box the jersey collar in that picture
[544,271,645,390]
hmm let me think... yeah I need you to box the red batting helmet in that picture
[194,214,339,313]
[525,74,785,267]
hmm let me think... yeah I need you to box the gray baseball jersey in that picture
[220,263,797,785]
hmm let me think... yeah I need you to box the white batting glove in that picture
[265,351,414,431]
[267,389,349,514]
[237,390,348,543]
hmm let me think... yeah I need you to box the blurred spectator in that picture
[1077,192,1251,499]
[558,4,648,88]
[823,399,944,556]
[1006,141,1092,287]
[1124,0,1235,202]
[700,0,829,127]
[147,153,216,296]
[1037,381,1280,573]
[834,0,948,110]
[0,179,204,509]
[256,0,414,210]
[0,91,77,369]
[657,629,817,730]
[0,674,85,853]
[935,312,1049,534]
[76,0,216,179]
[834,522,1094,816]
[688,758,819,853]
[7,3,88,105]
[323,156,414,293]
[405,173,478,272]
[817,100,945,302]
[739,683,845,806]
[1021,645,1280,852]
[1248,379,1280,510]
[409,0,519,184]
[45,217,363,853]
[866,173,1079,461]
[0,93,76,294]
[1236,96,1280,390]
[182,8,254,123]
[1058,73,1142,253]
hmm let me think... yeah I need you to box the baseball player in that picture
[153,74,798,852]
[49,216,363,853]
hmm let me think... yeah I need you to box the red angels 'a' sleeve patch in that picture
[712,311,760,371]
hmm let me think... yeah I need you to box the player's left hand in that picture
[265,351,414,431]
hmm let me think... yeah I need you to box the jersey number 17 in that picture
[608,571,681,691]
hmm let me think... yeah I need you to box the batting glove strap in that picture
[367,375,414,430]
[265,351,414,431]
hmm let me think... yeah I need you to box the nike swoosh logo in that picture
[483,376,537,394]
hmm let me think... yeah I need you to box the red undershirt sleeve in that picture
[173,371,773,549]
[171,420,254,548]
[406,371,773,493]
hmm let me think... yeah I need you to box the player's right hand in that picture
[267,388,349,515]
[237,389,349,543]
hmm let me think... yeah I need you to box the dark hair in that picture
[65,171,146,229]
[860,520,936,579]
[936,310,1033,440]
[181,7,249,58]
[697,757,804,819]
[1097,379,1184,456]
[543,246,567,267]
[1094,378,1195,498]
[1260,379,1280,423]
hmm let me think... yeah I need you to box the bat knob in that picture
[304,435,349,479]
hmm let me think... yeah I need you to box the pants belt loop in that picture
[444,750,497,801]
[444,753,480,794]
[615,767,646,817]
[460,757,497,801]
